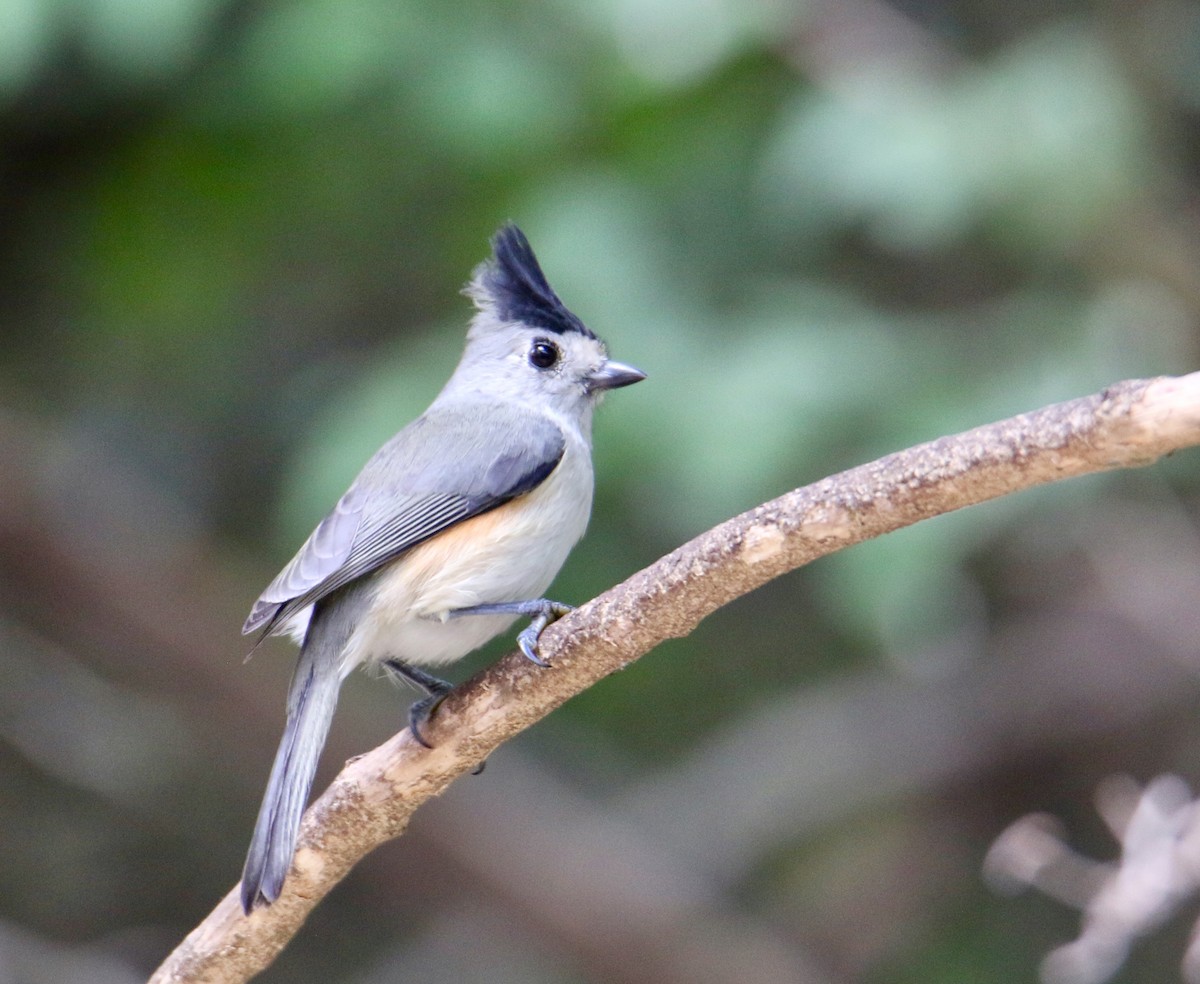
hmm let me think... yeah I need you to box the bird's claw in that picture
[517,602,574,667]
[407,690,448,748]
[384,659,454,749]
[517,627,550,667]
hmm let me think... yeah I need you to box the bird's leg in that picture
[448,599,574,667]
[391,599,571,751]
[383,659,453,749]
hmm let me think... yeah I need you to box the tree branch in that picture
[149,372,1200,984]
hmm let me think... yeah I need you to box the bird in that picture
[239,223,645,912]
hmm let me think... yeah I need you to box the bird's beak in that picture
[587,359,646,393]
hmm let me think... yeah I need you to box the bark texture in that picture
[149,372,1200,984]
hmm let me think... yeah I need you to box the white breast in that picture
[339,440,593,673]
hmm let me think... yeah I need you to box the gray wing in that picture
[243,404,566,637]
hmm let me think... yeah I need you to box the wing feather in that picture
[243,405,565,638]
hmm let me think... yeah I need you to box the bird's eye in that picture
[529,339,560,370]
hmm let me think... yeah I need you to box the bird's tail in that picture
[240,640,341,913]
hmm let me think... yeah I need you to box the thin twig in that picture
[149,372,1200,984]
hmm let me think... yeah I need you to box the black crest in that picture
[477,224,595,339]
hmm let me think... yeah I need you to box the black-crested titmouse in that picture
[239,225,644,912]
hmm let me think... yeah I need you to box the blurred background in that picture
[3,0,1200,981]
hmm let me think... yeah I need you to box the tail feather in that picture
[240,646,340,913]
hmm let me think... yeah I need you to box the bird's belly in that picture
[341,464,590,671]
[364,609,520,668]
